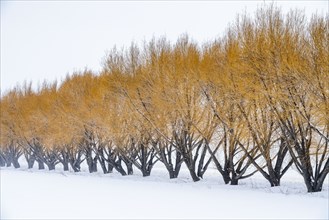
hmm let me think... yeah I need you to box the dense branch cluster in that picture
[1,6,328,192]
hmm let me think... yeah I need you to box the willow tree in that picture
[230,6,297,186]
[200,34,259,185]
[0,89,23,168]
[58,71,106,173]
[240,6,329,192]
[148,36,213,182]
[273,13,329,192]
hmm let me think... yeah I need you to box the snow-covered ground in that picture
[1,161,328,219]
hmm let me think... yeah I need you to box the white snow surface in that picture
[1,161,328,219]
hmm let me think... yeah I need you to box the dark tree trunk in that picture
[126,162,134,175]
[115,159,127,176]
[167,158,182,179]
[168,166,175,179]
[63,162,69,171]
[97,145,129,175]
[187,166,200,182]
[47,163,55,171]
[3,150,13,167]
[267,168,280,187]
[82,129,99,173]
[173,168,181,178]
[29,142,47,170]
[140,144,150,177]
[197,144,212,179]
[107,163,114,173]
[86,153,98,173]
[42,150,59,171]
[69,150,83,172]
[13,158,20,168]
[99,157,108,174]
[183,156,200,182]
[92,163,98,172]
[128,141,159,177]
[223,173,231,184]
[207,144,231,184]
[109,157,127,175]
[37,159,45,170]
[299,168,326,193]
[262,138,292,187]
[174,151,182,178]
[25,151,34,168]
[230,178,239,185]
[6,160,12,167]
[57,148,70,172]
[142,170,151,177]
[166,163,181,179]
[119,151,134,175]
[87,157,98,173]
[1,145,23,169]
[158,143,182,179]
[0,153,6,167]
[0,159,6,167]
[70,162,81,172]
[27,157,35,169]
[183,158,200,182]
[173,131,201,182]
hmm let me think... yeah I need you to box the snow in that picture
[1,163,328,219]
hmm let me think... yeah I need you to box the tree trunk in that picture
[6,161,12,167]
[63,162,69,171]
[142,169,151,177]
[115,163,127,176]
[197,145,210,178]
[107,163,114,173]
[168,168,175,179]
[183,157,200,182]
[314,183,323,192]
[91,158,98,173]
[69,151,82,172]
[0,154,6,167]
[269,177,280,187]
[173,168,181,178]
[230,178,239,185]
[184,159,200,182]
[166,164,181,179]
[188,168,200,182]
[71,163,81,172]
[222,170,231,184]
[99,159,108,174]
[159,147,181,179]
[13,158,20,168]
[47,163,55,170]
[37,160,45,170]
[27,159,35,169]
[126,162,133,175]
[88,159,97,173]
[87,156,98,173]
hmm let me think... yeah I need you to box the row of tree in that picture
[1,6,328,192]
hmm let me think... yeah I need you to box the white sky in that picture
[1,1,328,92]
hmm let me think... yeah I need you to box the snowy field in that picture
[1,161,328,219]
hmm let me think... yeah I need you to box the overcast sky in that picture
[1,1,328,92]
